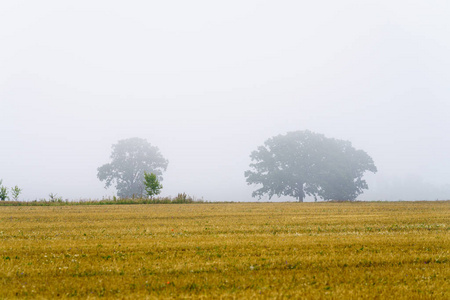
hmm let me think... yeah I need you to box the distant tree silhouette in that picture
[97,138,168,198]
[245,130,377,202]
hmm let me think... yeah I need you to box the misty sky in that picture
[2,1,450,202]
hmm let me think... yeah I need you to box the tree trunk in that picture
[297,183,305,202]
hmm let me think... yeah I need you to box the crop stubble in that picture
[0,202,449,299]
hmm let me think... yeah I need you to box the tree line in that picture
[97,131,377,202]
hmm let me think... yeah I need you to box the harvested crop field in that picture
[1,201,449,299]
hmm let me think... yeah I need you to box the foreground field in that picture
[0,202,449,299]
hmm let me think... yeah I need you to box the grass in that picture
[0,193,202,206]
[0,201,449,299]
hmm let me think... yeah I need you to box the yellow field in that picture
[1,202,449,299]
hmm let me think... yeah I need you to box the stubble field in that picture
[0,201,449,299]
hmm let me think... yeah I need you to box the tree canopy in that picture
[244,130,377,202]
[97,138,168,198]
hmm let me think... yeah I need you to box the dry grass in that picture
[1,201,449,299]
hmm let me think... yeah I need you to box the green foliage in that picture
[174,192,189,202]
[10,186,22,201]
[245,130,377,202]
[0,180,8,201]
[97,138,168,198]
[0,194,202,206]
[143,172,163,198]
[48,193,63,203]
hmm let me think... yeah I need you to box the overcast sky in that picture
[2,1,450,201]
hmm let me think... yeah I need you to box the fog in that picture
[2,1,450,202]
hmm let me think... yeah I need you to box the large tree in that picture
[97,138,168,198]
[244,130,377,202]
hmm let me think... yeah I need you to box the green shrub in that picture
[0,180,8,201]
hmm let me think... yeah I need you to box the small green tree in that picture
[0,180,8,201]
[10,186,22,201]
[143,172,163,198]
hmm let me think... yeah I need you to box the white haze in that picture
[1,1,450,202]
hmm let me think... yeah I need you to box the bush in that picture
[0,180,8,201]
[48,193,63,203]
